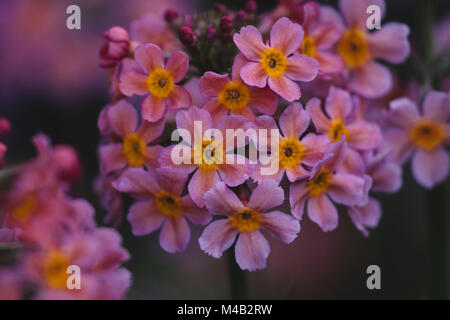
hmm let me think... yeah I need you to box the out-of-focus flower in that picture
[385,91,450,188]
[164,8,179,24]
[245,0,258,14]
[199,54,277,124]
[51,145,82,182]
[179,26,197,49]
[159,107,251,207]
[233,17,319,101]
[289,140,366,232]
[0,143,6,169]
[119,44,191,122]
[199,180,300,271]
[219,16,234,35]
[94,174,124,227]
[113,168,211,253]
[0,270,22,300]
[0,118,11,137]
[249,103,330,183]
[99,26,131,69]
[99,100,164,174]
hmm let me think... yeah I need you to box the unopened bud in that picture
[245,0,257,14]
[164,8,179,23]
[219,16,233,34]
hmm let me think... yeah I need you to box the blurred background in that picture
[0,0,449,299]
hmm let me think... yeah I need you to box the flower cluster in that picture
[94,0,450,273]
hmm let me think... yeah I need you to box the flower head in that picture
[99,26,130,68]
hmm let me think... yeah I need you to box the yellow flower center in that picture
[146,68,174,99]
[123,133,146,168]
[278,137,305,168]
[193,139,222,172]
[218,81,251,111]
[42,250,70,289]
[301,36,317,58]
[328,119,349,142]
[309,168,332,197]
[154,190,182,217]
[260,48,288,78]
[409,120,445,151]
[230,208,262,233]
[338,29,370,68]
[11,194,37,223]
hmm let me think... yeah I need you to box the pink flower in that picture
[298,2,344,74]
[328,0,410,98]
[159,106,252,207]
[307,86,382,152]
[233,17,319,101]
[0,142,6,169]
[250,102,330,183]
[99,100,165,174]
[119,44,191,122]
[199,54,278,124]
[347,198,381,237]
[385,91,450,188]
[199,180,300,271]
[113,168,211,253]
[99,26,130,68]
[289,140,366,232]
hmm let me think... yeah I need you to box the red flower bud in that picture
[245,0,257,14]
[164,8,179,23]
[99,26,130,68]
[179,26,197,48]
[219,16,233,34]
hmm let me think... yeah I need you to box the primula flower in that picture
[329,0,410,98]
[250,102,330,183]
[307,86,382,152]
[289,139,366,232]
[199,54,277,124]
[113,167,211,253]
[233,17,319,101]
[199,180,300,271]
[99,26,130,68]
[159,106,252,207]
[385,91,450,188]
[99,100,165,174]
[119,43,191,122]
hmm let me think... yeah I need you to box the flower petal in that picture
[199,72,229,97]
[248,179,284,212]
[166,50,189,82]
[368,23,410,63]
[240,62,268,88]
[315,52,344,74]
[347,120,382,150]
[270,17,304,55]
[279,102,310,138]
[289,181,309,220]
[203,181,244,216]
[159,216,191,253]
[371,160,402,193]
[388,97,420,128]
[261,210,300,243]
[325,86,353,120]
[307,194,338,232]
[301,133,331,166]
[199,219,238,258]
[176,106,212,141]
[268,76,300,102]
[119,69,148,96]
[180,195,212,225]
[99,144,127,174]
[137,118,165,144]
[134,43,164,74]
[248,86,278,116]
[201,98,229,125]
[167,85,192,110]
[285,54,319,82]
[412,148,449,189]
[141,94,166,122]
[306,97,331,133]
[339,0,385,29]
[349,62,392,99]
[231,53,249,81]
[327,173,365,206]
[107,100,138,137]
[233,25,267,61]
[127,200,164,236]
[113,167,159,196]
[156,167,189,196]
[235,230,270,271]
[348,198,382,237]
[188,169,221,207]
[311,22,342,49]
[218,162,250,187]
[384,128,414,164]
[422,91,450,123]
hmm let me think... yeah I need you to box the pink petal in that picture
[371,161,402,193]
[349,62,392,99]
[270,17,304,55]
[341,147,366,175]
[145,145,163,171]
[315,52,344,74]
[240,62,268,88]
[167,85,192,109]
[231,53,249,81]
[325,86,353,120]
[368,23,410,63]
[113,168,159,196]
[127,200,164,236]
[301,133,331,166]
[199,72,230,96]
[158,145,197,173]
[216,114,248,136]
[422,91,449,123]
[328,173,365,206]
[322,139,347,171]
[248,86,278,116]
[218,162,250,187]
[201,98,229,125]
[388,97,420,128]
[347,120,382,150]
[119,69,148,97]
[289,181,309,220]
[412,148,449,189]
[231,106,256,122]
[235,230,270,271]
[307,194,338,232]
[285,165,310,182]
[233,25,267,61]
[306,98,331,133]
[279,102,310,138]
[384,128,414,164]
[268,76,300,101]
[99,144,127,174]
[339,0,385,29]
[141,94,166,122]
[180,195,212,225]
[311,22,342,49]
[203,181,244,216]
[159,216,191,253]
[248,179,284,212]
[199,219,238,258]
[188,169,221,207]
[107,100,138,137]
[176,106,212,141]
[134,43,164,74]
[166,50,189,82]
[348,198,382,237]
[137,118,165,144]
[156,167,189,196]
[251,162,285,184]
[285,54,319,82]
[261,210,300,243]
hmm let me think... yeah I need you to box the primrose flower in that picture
[99,100,165,174]
[250,102,330,183]
[329,0,410,98]
[233,17,319,101]
[307,86,382,152]
[289,139,366,232]
[199,54,278,124]
[199,180,300,271]
[385,91,450,188]
[159,106,252,207]
[119,43,191,122]
[113,168,211,253]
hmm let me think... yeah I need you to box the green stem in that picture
[226,247,247,299]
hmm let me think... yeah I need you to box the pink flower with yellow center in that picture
[199,54,278,124]
[113,167,211,253]
[199,180,300,271]
[233,17,319,101]
[385,91,450,188]
[119,43,191,122]
[99,100,165,174]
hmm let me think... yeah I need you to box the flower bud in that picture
[164,8,179,23]
[179,26,197,49]
[206,25,217,41]
[0,118,11,137]
[214,3,227,14]
[219,16,233,34]
[52,145,82,182]
[235,10,247,22]
[99,26,130,68]
[245,0,257,14]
